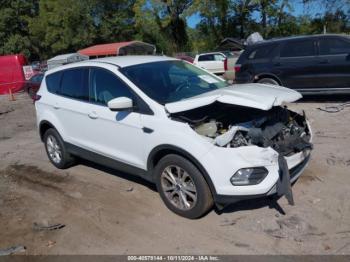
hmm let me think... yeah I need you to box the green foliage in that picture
[28,0,98,59]
[134,0,193,54]
[94,0,137,43]
[0,0,349,60]
[0,0,39,59]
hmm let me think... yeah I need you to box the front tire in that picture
[44,128,75,169]
[155,154,213,219]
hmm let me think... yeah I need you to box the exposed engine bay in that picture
[171,102,312,156]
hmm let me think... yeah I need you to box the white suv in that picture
[35,56,312,218]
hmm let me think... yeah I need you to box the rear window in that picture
[198,54,214,61]
[214,54,225,61]
[320,37,350,55]
[46,72,62,94]
[280,39,316,57]
[60,68,89,101]
[248,44,276,60]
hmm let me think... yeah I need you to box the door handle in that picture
[142,127,154,134]
[273,62,281,67]
[88,112,98,119]
[53,103,60,110]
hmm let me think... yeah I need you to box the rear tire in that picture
[258,78,279,86]
[154,154,213,219]
[43,128,75,169]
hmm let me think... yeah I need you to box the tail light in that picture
[32,94,41,103]
[234,64,241,73]
[224,58,228,71]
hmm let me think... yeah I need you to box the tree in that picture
[190,0,247,52]
[93,0,137,43]
[1,0,350,60]
[308,9,350,34]
[29,0,98,59]
[134,0,193,54]
[192,0,232,40]
[0,0,39,59]
[259,0,296,37]
[232,0,256,39]
[252,0,276,37]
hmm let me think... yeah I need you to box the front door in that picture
[83,67,145,170]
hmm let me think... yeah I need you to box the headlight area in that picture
[230,167,268,186]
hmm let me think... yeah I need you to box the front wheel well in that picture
[147,146,217,196]
[150,148,185,171]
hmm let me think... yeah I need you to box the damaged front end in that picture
[171,103,312,155]
[171,102,313,205]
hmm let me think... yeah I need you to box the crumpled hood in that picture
[165,83,302,113]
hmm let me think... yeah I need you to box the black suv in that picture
[235,34,350,94]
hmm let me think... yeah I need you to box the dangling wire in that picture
[317,102,350,113]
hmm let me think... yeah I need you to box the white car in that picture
[193,52,226,75]
[35,56,313,218]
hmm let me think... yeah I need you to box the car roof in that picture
[198,52,224,56]
[250,34,349,47]
[45,55,179,74]
[90,55,177,68]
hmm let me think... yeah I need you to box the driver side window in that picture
[89,68,134,106]
[168,63,220,93]
[168,65,189,86]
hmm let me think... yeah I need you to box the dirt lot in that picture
[0,92,350,255]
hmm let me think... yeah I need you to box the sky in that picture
[186,1,327,29]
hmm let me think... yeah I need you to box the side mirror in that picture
[108,97,133,111]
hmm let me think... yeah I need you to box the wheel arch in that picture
[147,145,217,196]
[254,73,283,85]
[39,120,56,141]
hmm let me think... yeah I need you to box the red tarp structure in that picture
[0,54,28,95]
[78,41,156,57]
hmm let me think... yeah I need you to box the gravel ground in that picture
[0,92,350,255]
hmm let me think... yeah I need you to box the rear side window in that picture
[280,39,316,58]
[90,68,134,105]
[46,72,62,94]
[60,68,89,101]
[198,54,214,61]
[248,44,277,60]
[319,38,350,55]
[214,54,225,61]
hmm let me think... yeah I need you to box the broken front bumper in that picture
[212,150,311,204]
[198,132,313,204]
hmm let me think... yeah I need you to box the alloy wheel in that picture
[160,165,197,210]
[46,135,62,164]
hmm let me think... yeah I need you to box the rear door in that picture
[315,36,350,89]
[196,54,215,72]
[276,38,318,90]
[212,53,226,73]
[196,54,225,74]
[50,67,90,147]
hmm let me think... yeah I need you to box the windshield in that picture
[120,60,229,104]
